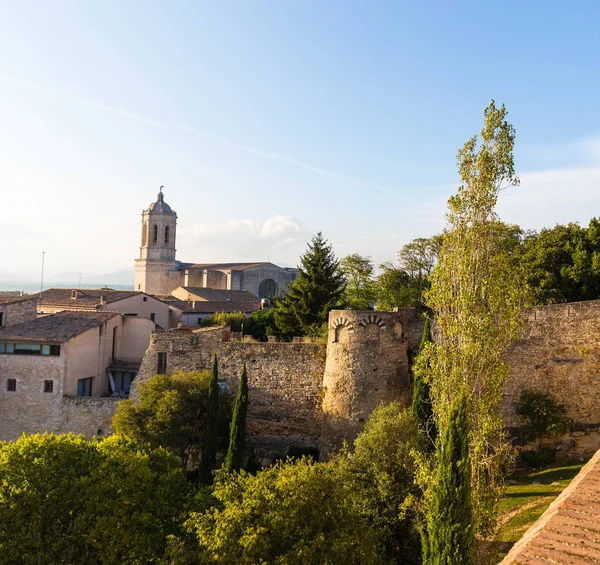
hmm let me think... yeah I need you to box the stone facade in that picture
[0,296,37,327]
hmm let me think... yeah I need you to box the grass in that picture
[483,458,589,564]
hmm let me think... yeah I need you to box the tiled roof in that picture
[178,287,260,303]
[185,262,272,271]
[501,448,600,564]
[32,288,142,308]
[166,299,260,314]
[0,295,35,306]
[0,311,118,342]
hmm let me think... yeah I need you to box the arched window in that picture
[259,279,278,299]
[165,225,170,245]
[152,225,158,244]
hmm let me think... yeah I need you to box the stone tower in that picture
[134,188,181,294]
[320,309,414,458]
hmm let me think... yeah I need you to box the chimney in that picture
[71,290,78,300]
[99,296,107,310]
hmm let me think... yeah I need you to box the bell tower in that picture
[134,187,182,294]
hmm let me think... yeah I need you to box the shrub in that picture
[514,390,572,449]
[520,447,556,468]
[202,312,248,332]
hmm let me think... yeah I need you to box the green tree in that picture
[342,403,425,565]
[411,317,435,442]
[0,433,189,564]
[202,311,247,332]
[374,262,414,310]
[424,394,475,565]
[184,458,382,565]
[274,232,346,336]
[518,219,600,305]
[398,236,442,301]
[199,354,220,484]
[341,253,377,309]
[418,101,523,536]
[225,363,249,473]
[113,370,230,471]
[245,307,277,341]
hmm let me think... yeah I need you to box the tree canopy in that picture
[0,434,189,564]
[274,232,346,336]
[341,253,377,309]
[113,370,230,471]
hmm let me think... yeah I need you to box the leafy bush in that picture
[0,434,189,564]
[514,390,572,448]
[113,370,231,471]
[201,312,248,332]
[520,447,556,468]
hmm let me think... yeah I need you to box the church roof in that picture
[146,187,176,215]
[165,298,260,314]
[177,287,260,303]
[185,262,275,272]
[0,311,119,342]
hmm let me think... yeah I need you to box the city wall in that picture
[134,326,327,465]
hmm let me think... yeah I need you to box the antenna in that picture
[39,251,45,312]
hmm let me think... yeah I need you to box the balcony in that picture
[108,357,143,371]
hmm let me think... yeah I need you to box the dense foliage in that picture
[411,317,435,443]
[274,232,346,336]
[113,370,230,471]
[201,311,247,332]
[342,403,425,564]
[423,394,475,565]
[515,390,572,448]
[0,434,189,564]
[341,253,377,309]
[418,101,523,537]
[184,459,381,565]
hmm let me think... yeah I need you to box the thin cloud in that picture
[0,73,415,204]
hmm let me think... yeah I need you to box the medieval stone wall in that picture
[502,300,600,428]
[134,326,327,464]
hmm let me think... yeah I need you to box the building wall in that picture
[121,316,155,359]
[134,326,327,464]
[64,317,121,396]
[134,259,183,294]
[237,265,296,296]
[0,297,37,326]
[105,294,169,330]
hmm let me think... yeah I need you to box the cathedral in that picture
[134,189,297,298]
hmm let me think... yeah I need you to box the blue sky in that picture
[1,0,600,281]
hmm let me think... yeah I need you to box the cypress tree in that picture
[274,232,346,336]
[225,363,249,473]
[199,354,219,484]
[424,393,475,565]
[412,317,435,440]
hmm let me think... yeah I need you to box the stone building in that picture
[133,188,297,297]
[33,287,170,329]
[0,311,155,441]
[0,295,37,327]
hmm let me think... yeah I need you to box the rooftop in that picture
[177,287,260,303]
[165,298,260,314]
[146,187,176,216]
[33,288,143,308]
[185,262,273,272]
[0,311,119,342]
[501,448,600,564]
[0,295,35,306]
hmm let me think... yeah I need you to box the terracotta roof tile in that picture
[178,287,260,303]
[0,311,118,342]
[501,448,600,564]
[0,295,35,306]
[33,288,143,308]
[165,299,260,314]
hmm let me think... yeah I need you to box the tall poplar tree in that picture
[225,363,249,473]
[274,232,346,336]
[199,354,219,484]
[424,394,475,565]
[417,101,523,536]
